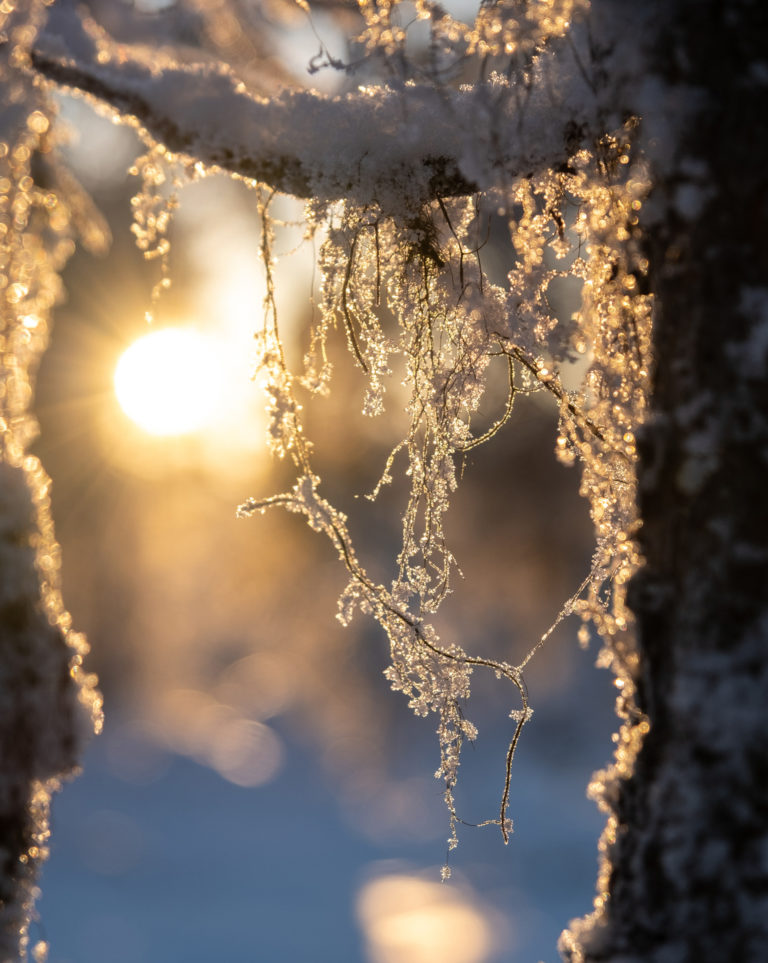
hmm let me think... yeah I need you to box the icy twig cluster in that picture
[0,2,103,958]
[31,0,651,888]
[228,4,650,860]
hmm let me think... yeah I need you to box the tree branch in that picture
[30,12,591,204]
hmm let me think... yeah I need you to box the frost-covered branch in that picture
[0,4,102,958]
[32,50,469,199]
[32,8,596,204]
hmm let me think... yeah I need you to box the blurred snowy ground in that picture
[32,98,619,963]
[38,657,615,963]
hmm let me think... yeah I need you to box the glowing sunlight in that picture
[356,872,500,963]
[114,327,226,436]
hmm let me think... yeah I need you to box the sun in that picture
[114,327,225,436]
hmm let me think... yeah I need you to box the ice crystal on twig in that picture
[31,0,651,862]
[0,3,102,956]
[232,7,651,851]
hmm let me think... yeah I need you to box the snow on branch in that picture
[31,10,593,205]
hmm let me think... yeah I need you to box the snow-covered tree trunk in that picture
[0,4,102,958]
[562,1,768,959]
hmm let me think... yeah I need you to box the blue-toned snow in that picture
[38,652,615,963]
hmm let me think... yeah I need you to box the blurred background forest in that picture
[31,1,617,960]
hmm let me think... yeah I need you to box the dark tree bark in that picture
[566,1,768,959]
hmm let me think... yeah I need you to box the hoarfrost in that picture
[29,0,652,923]
[0,3,102,957]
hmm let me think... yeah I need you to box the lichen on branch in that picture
[33,0,651,892]
[0,2,103,958]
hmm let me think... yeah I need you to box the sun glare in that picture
[115,327,224,436]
